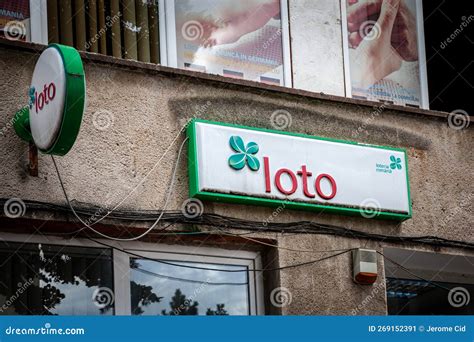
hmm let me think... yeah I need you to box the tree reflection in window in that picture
[0,242,115,315]
[130,258,249,315]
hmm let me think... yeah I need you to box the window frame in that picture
[160,0,293,87]
[0,231,265,316]
[28,0,48,44]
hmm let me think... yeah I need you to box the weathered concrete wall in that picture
[0,45,473,315]
[289,0,345,96]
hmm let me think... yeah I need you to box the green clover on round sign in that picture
[390,155,402,170]
[228,136,260,171]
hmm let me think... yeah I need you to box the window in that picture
[45,0,160,63]
[128,248,261,315]
[384,248,474,315]
[341,0,429,108]
[0,233,264,315]
[161,0,292,86]
[3,0,293,86]
[5,1,450,111]
[0,240,114,315]
[2,1,161,63]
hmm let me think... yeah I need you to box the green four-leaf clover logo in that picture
[228,136,260,171]
[390,155,402,170]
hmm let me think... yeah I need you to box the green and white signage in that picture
[187,120,412,220]
[14,44,86,156]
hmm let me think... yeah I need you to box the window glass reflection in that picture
[130,258,249,315]
[0,242,114,315]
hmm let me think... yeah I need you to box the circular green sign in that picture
[14,44,86,156]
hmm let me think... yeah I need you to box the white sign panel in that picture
[188,120,411,220]
[29,47,67,150]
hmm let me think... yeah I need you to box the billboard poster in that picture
[165,0,289,86]
[0,0,30,41]
[344,0,427,107]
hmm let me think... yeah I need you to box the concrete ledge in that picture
[0,38,450,121]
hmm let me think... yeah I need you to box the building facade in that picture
[0,0,472,316]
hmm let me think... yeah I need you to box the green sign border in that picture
[187,119,412,221]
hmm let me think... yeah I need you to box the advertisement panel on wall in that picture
[0,0,30,41]
[342,0,428,108]
[188,120,412,221]
[161,0,291,86]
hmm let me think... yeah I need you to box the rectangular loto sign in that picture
[187,120,412,220]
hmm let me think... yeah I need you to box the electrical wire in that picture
[52,122,188,229]
[2,198,472,250]
[51,137,188,241]
[212,227,354,254]
[87,236,354,273]
[133,267,247,286]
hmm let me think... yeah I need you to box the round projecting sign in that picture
[27,44,86,155]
